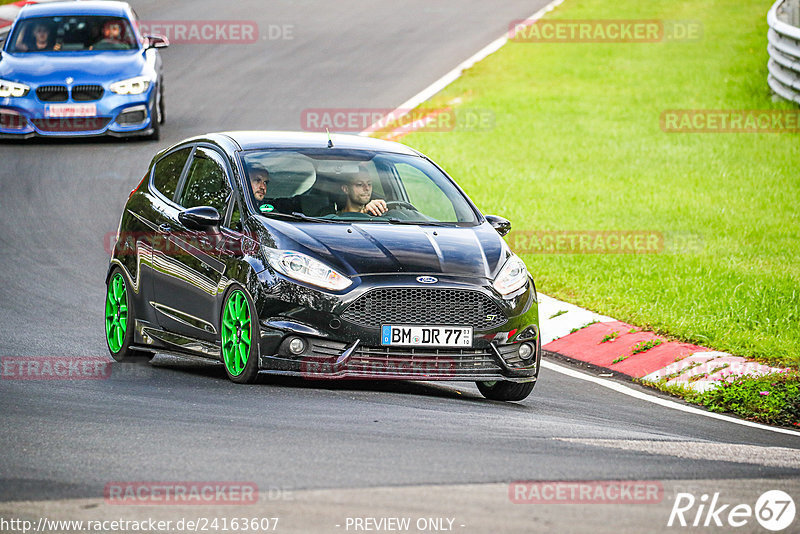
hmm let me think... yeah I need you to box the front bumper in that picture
[0,86,155,138]
[258,335,540,382]
[254,273,540,382]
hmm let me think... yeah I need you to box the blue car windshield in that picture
[8,16,138,52]
[240,149,480,226]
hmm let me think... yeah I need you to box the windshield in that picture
[239,149,480,226]
[8,16,138,52]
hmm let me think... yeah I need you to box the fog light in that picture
[288,337,306,355]
[0,110,27,130]
[518,342,533,360]
[116,105,147,126]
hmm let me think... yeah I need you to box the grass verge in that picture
[644,371,800,428]
[391,0,799,423]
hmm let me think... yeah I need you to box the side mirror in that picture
[485,215,511,236]
[179,206,221,231]
[144,34,169,49]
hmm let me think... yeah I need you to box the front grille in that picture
[301,339,504,379]
[36,85,68,102]
[31,117,111,132]
[342,288,507,329]
[71,84,104,101]
[349,345,502,378]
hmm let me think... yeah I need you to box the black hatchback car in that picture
[106,131,540,401]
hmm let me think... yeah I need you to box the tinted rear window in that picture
[178,148,230,213]
[152,148,191,201]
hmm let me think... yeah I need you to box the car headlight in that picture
[109,76,151,95]
[265,249,351,291]
[0,79,30,98]
[493,255,529,296]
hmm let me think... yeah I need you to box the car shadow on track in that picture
[137,353,534,409]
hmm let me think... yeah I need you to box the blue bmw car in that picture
[0,1,168,139]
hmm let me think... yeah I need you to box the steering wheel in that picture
[384,200,418,212]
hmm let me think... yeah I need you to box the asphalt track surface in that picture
[0,1,798,533]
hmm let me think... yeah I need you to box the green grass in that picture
[397,0,800,370]
[0,0,17,6]
[643,371,800,427]
[687,371,800,427]
[600,331,619,343]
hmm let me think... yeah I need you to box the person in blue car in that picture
[15,22,61,51]
[91,20,132,50]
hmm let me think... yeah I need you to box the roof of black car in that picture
[218,131,422,156]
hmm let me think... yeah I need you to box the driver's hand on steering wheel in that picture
[361,199,388,216]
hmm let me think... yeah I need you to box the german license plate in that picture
[45,104,97,118]
[381,325,473,347]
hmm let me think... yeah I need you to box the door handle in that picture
[158,224,172,233]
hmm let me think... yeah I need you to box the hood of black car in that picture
[262,219,509,280]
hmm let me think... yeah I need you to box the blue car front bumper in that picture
[0,84,156,138]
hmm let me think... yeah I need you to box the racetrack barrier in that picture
[768,0,800,105]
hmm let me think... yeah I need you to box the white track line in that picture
[360,0,567,136]
[542,360,800,437]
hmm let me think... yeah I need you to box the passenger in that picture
[339,167,387,216]
[16,22,61,51]
[249,167,301,214]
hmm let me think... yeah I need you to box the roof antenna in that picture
[326,128,334,148]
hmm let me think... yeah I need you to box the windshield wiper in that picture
[291,212,337,223]
[260,212,341,223]
[385,218,455,227]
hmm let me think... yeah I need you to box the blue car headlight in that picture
[493,254,529,296]
[109,76,150,95]
[265,249,352,291]
[0,79,30,98]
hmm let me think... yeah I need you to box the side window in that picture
[152,147,191,201]
[228,199,243,231]
[178,147,231,213]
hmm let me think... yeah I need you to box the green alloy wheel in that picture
[105,268,152,362]
[221,288,259,383]
[106,273,128,353]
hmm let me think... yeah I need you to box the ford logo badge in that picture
[416,276,438,284]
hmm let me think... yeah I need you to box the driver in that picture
[91,20,128,49]
[339,167,387,216]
